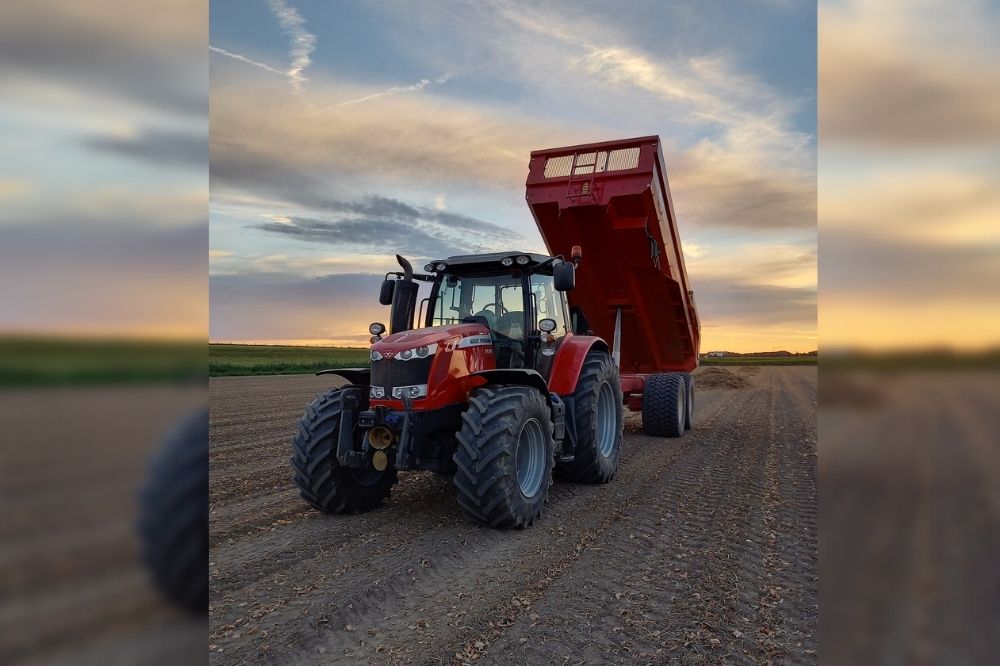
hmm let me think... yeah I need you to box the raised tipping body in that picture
[525,136,700,384]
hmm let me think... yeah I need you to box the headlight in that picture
[369,322,386,336]
[370,349,383,361]
[435,262,447,271]
[394,343,437,360]
[391,384,428,399]
[369,386,385,398]
[424,263,434,272]
[501,257,514,267]
[515,254,530,265]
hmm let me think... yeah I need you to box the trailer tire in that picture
[453,386,554,528]
[555,351,622,483]
[683,373,694,430]
[138,407,208,613]
[291,389,397,514]
[642,373,686,437]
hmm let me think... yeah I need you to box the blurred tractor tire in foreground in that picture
[139,407,208,613]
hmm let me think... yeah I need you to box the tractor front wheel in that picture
[642,373,687,437]
[453,386,554,528]
[291,389,397,514]
[555,351,623,483]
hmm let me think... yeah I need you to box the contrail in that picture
[209,45,287,76]
[337,73,454,107]
[267,0,316,92]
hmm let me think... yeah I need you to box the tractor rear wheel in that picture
[453,386,554,528]
[683,373,695,430]
[555,351,622,483]
[642,373,687,437]
[291,388,397,513]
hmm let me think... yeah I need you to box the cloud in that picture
[333,73,453,107]
[0,179,33,201]
[267,0,316,92]
[0,220,206,336]
[670,143,816,230]
[820,228,998,302]
[820,0,1000,146]
[82,128,207,168]
[694,277,816,329]
[212,77,813,229]
[253,194,522,258]
[209,45,287,77]
[0,0,206,116]
[210,78,578,192]
[210,272,384,343]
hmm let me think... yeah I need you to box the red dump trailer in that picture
[526,136,700,410]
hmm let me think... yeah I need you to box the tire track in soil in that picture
[208,369,817,665]
[478,371,778,665]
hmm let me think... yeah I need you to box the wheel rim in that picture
[596,382,617,457]
[677,381,686,426]
[515,417,546,498]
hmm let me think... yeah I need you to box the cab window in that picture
[530,273,568,336]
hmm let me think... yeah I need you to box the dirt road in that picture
[209,366,817,664]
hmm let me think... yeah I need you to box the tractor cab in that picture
[421,252,575,374]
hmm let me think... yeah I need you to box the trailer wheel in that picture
[453,386,554,528]
[642,373,686,437]
[138,407,208,613]
[683,373,695,430]
[555,351,622,483]
[291,389,397,514]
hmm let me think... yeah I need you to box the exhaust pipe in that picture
[389,254,419,334]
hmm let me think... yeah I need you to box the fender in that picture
[316,367,370,384]
[546,335,610,395]
[471,368,549,398]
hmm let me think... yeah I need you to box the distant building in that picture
[705,351,728,357]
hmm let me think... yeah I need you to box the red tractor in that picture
[291,136,700,528]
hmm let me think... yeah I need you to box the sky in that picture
[209,0,818,352]
[0,0,207,339]
[819,0,1000,351]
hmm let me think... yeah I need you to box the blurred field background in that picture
[819,0,1000,663]
[0,1,206,664]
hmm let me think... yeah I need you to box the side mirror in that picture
[379,279,395,305]
[554,262,575,291]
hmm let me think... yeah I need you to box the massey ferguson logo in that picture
[457,335,492,349]
[382,350,396,358]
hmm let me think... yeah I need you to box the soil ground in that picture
[209,366,817,664]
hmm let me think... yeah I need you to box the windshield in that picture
[431,273,525,340]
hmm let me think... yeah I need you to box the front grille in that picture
[370,356,434,393]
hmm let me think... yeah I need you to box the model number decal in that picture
[457,335,492,348]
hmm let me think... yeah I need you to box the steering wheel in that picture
[473,308,498,329]
[477,303,501,315]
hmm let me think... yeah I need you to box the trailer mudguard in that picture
[316,368,370,384]
[546,335,610,396]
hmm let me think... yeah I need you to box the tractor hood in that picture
[372,322,489,353]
